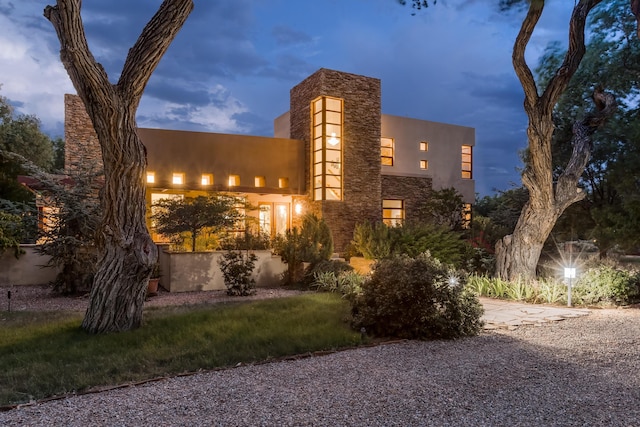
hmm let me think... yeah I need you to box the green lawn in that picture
[0,293,364,407]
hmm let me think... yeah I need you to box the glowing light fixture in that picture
[146,172,155,184]
[564,267,576,307]
[328,132,339,146]
[294,203,302,215]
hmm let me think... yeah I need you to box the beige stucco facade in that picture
[62,68,475,254]
[381,114,475,203]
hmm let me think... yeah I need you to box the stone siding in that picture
[290,68,382,251]
[381,175,433,223]
[64,94,102,174]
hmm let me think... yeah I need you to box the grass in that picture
[0,293,364,407]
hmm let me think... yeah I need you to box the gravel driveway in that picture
[1,287,639,426]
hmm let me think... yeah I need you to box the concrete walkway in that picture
[480,297,591,330]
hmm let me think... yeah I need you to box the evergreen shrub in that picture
[351,253,484,340]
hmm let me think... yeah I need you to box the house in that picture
[64,68,475,252]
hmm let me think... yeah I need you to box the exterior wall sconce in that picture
[295,203,302,215]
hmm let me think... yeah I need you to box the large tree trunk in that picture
[45,0,194,332]
[495,0,612,281]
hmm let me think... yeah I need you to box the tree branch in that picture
[540,0,602,114]
[118,0,194,106]
[555,87,616,206]
[44,1,113,107]
[512,0,544,114]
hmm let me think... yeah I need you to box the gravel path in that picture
[1,287,639,426]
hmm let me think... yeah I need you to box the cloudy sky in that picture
[0,0,576,195]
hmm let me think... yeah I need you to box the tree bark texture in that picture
[495,0,614,281]
[45,0,193,332]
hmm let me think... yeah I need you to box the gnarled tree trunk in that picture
[495,0,615,281]
[45,0,194,332]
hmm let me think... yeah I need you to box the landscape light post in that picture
[564,267,576,307]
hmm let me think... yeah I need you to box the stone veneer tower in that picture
[64,94,102,175]
[289,68,382,252]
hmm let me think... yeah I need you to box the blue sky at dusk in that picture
[0,0,577,195]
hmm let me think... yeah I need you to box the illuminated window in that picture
[172,173,185,185]
[255,176,266,187]
[462,145,472,179]
[381,137,394,166]
[259,204,271,235]
[229,175,240,187]
[201,174,213,186]
[146,171,155,184]
[278,177,289,188]
[463,203,472,229]
[382,200,404,227]
[311,96,343,201]
[420,160,428,170]
[420,141,428,151]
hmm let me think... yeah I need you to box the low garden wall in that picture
[0,245,60,286]
[157,248,287,293]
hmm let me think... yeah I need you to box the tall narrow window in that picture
[259,204,271,235]
[382,200,404,227]
[420,160,428,170]
[381,137,394,166]
[462,145,472,179]
[311,96,343,201]
[420,141,428,152]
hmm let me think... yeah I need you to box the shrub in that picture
[272,214,333,285]
[352,221,392,260]
[352,221,469,268]
[0,210,24,258]
[573,264,640,305]
[312,267,365,301]
[351,253,484,340]
[218,250,258,296]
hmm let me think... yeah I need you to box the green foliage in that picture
[352,221,468,268]
[0,293,363,406]
[0,210,24,257]
[573,264,640,306]
[35,165,102,294]
[272,214,334,285]
[535,279,565,305]
[0,90,57,205]
[421,187,467,231]
[218,250,258,296]
[311,261,364,300]
[535,0,640,255]
[220,230,271,251]
[151,194,245,252]
[352,221,391,259]
[351,253,484,340]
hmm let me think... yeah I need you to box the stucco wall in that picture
[157,249,287,293]
[0,246,60,286]
[381,114,475,203]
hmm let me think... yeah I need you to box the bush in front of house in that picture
[573,263,640,306]
[351,253,484,340]
[351,221,470,269]
[272,213,334,286]
[218,250,258,296]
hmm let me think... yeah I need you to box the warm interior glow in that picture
[255,176,266,187]
[278,177,289,188]
[294,203,302,215]
[229,175,240,187]
[328,132,339,146]
[146,172,155,184]
[172,173,184,185]
[201,174,213,186]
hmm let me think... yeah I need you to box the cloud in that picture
[271,25,313,46]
